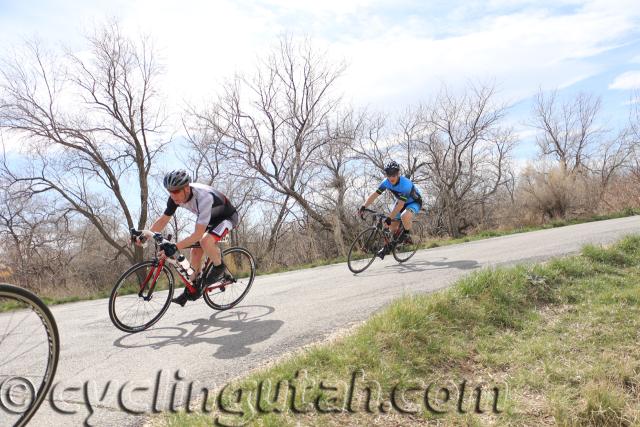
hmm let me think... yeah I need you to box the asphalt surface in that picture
[14,216,640,426]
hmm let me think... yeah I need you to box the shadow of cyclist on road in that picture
[390,257,480,273]
[352,257,480,277]
[112,305,283,359]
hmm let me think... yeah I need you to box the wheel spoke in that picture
[203,248,255,310]
[109,262,174,333]
[347,227,381,273]
[0,285,59,427]
[393,220,425,263]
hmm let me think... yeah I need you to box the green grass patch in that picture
[155,234,640,426]
[0,290,110,313]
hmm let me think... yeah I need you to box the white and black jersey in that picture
[163,183,237,229]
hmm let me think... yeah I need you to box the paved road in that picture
[18,216,640,426]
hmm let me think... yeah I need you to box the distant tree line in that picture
[0,24,638,295]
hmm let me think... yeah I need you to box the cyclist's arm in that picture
[362,190,380,208]
[151,197,178,233]
[150,215,171,233]
[176,223,207,250]
[363,179,390,209]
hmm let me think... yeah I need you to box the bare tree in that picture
[417,83,516,237]
[0,23,170,263]
[312,114,362,255]
[0,183,75,291]
[594,133,632,208]
[191,37,350,250]
[349,108,431,182]
[531,89,602,173]
[397,105,431,182]
[349,112,391,177]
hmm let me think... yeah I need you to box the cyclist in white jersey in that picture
[142,169,239,306]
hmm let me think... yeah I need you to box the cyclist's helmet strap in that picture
[163,169,191,191]
[384,161,400,175]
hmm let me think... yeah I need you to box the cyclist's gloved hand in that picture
[384,217,392,226]
[358,205,366,217]
[160,242,178,257]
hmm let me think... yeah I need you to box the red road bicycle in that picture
[108,229,256,333]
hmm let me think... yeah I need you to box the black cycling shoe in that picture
[399,232,413,245]
[186,281,205,301]
[377,245,389,259]
[171,291,189,307]
[204,263,226,285]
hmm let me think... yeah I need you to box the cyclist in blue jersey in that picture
[358,161,423,259]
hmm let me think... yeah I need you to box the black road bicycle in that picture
[347,208,424,273]
[0,284,60,427]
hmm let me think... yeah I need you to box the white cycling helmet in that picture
[163,169,191,191]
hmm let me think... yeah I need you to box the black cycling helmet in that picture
[163,169,191,191]
[384,161,400,176]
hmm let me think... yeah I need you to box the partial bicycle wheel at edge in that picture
[109,261,174,333]
[203,247,256,310]
[347,227,382,274]
[0,284,60,427]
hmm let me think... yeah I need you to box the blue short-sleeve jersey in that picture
[376,176,422,204]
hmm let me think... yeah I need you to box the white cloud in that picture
[2,0,640,123]
[609,71,640,90]
[332,6,636,109]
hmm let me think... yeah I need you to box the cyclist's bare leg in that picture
[200,233,222,265]
[401,209,414,231]
[190,246,205,280]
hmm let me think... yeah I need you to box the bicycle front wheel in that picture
[203,247,256,310]
[109,261,174,333]
[347,227,382,274]
[393,221,425,263]
[0,284,60,427]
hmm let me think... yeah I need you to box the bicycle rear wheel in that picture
[347,227,383,273]
[393,221,425,263]
[109,261,174,333]
[0,284,60,427]
[203,247,256,310]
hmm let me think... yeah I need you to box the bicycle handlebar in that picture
[130,228,173,248]
[359,208,399,222]
[361,207,382,217]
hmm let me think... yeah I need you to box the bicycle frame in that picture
[365,209,405,245]
[131,229,234,299]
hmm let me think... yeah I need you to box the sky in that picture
[1,0,640,164]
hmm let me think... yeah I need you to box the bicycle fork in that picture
[138,259,166,301]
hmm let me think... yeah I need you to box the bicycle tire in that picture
[109,261,174,333]
[0,283,60,427]
[203,247,256,310]
[347,227,382,274]
[393,221,424,263]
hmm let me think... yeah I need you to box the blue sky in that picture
[1,0,640,164]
